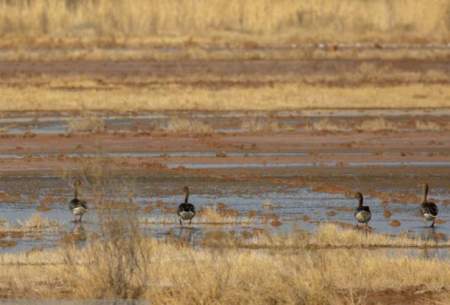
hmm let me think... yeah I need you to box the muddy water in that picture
[2,109,450,134]
[0,175,449,253]
[0,109,449,255]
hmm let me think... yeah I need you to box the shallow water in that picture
[2,109,450,135]
[0,109,449,256]
[0,175,448,254]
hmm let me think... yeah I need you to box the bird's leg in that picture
[431,219,435,228]
[189,219,192,225]
[179,218,182,226]
[79,214,83,223]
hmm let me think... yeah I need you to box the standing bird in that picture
[354,192,371,228]
[177,186,195,225]
[69,179,88,223]
[420,183,438,228]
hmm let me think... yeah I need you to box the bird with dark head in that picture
[354,192,371,228]
[420,183,438,228]
[69,179,88,223]
[177,186,195,225]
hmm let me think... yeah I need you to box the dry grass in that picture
[240,117,295,133]
[306,118,397,132]
[0,0,449,48]
[142,206,255,225]
[307,117,450,132]
[356,118,397,132]
[1,46,450,62]
[307,117,403,133]
[414,120,450,131]
[0,213,60,246]
[307,119,348,132]
[163,117,213,135]
[0,213,60,233]
[204,224,450,249]
[1,224,450,303]
[0,83,449,112]
[67,113,105,133]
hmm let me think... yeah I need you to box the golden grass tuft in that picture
[235,224,450,249]
[67,113,105,133]
[307,117,450,133]
[356,117,397,132]
[141,206,255,225]
[415,120,450,131]
[164,117,213,134]
[306,119,347,132]
[17,213,60,231]
[241,117,282,133]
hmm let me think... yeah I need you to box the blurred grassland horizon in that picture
[0,0,449,48]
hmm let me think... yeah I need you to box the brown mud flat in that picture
[0,57,449,112]
[1,130,450,156]
[0,129,449,202]
[0,58,448,86]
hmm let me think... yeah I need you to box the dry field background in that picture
[0,1,449,111]
[0,0,449,48]
[0,61,449,111]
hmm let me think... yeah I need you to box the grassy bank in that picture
[0,0,449,48]
[0,83,448,112]
[0,224,449,304]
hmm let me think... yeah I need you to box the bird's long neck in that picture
[74,185,79,199]
[423,185,429,202]
[358,195,363,207]
[184,190,189,203]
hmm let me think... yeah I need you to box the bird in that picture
[420,183,438,228]
[69,179,88,223]
[177,186,195,225]
[354,192,371,228]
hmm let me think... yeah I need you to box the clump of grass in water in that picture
[142,206,256,225]
[356,117,398,132]
[67,113,105,133]
[241,117,293,133]
[307,117,399,132]
[164,117,213,134]
[306,119,348,132]
[12,213,60,232]
[63,193,151,298]
[414,120,450,131]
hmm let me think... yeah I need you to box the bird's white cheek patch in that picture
[423,213,435,221]
[72,207,87,216]
[179,211,194,220]
[356,211,371,223]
